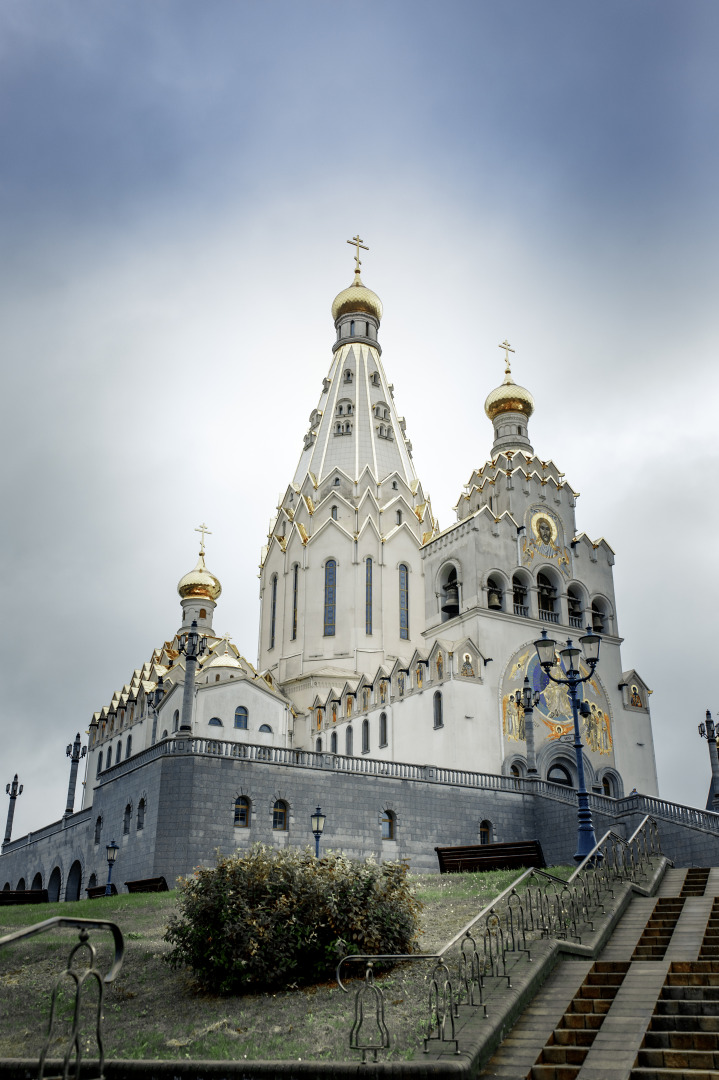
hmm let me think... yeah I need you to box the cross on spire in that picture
[195,522,212,555]
[347,234,368,274]
[499,339,515,375]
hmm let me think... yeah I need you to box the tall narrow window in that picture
[137,798,145,831]
[173,710,179,732]
[365,557,372,635]
[123,804,131,835]
[97,752,103,777]
[479,820,492,845]
[273,800,288,831]
[324,559,336,636]
[350,320,355,335]
[269,574,277,649]
[125,735,132,759]
[379,712,387,746]
[330,731,337,753]
[234,796,250,827]
[433,691,443,729]
[291,564,298,640]
[346,726,353,756]
[235,706,248,729]
[331,505,338,520]
[381,810,396,840]
[399,564,409,640]
[362,719,370,754]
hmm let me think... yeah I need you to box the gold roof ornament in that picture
[484,340,535,422]
[331,235,383,322]
[177,525,222,601]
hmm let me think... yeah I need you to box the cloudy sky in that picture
[1,1,718,835]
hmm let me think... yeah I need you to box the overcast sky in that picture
[1,1,718,836]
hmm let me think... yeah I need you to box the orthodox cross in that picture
[347,234,368,273]
[195,522,212,554]
[499,339,515,375]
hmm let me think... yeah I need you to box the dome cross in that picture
[194,522,212,555]
[499,339,515,375]
[347,234,368,273]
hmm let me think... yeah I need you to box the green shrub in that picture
[164,844,422,993]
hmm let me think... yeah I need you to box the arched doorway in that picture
[47,867,62,903]
[31,872,42,891]
[16,877,25,891]
[65,860,82,902]
[547,763,573,787]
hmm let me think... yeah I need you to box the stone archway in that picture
[65,860,82,902]
[47,866,62,903]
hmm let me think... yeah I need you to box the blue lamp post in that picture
[104,839,119,896]
[534,627,602,862]
[310,806,326,858]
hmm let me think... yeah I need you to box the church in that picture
[1,242,712,901]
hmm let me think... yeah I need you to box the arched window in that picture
[331,505,338,520]
[269,574,278,649]
[273,800,288,831]
[381,810,396,840]
[362,719,370,754]
[234,796,250,827]
[399,564,409,639]
[115,742,122,765]
[208,717,223,727]
[123,803,132,835]
[344,369,353,383]
[350,320,355,335]
[199,608,207,619]
[365,557,372,635]
[137,798,146,831]
[548,763,573,787]
[334,477,340,486]
[292,564,299,640]
[161,730,168,740]
[567,586,583,628]
[433,691,443,729]
[125,735,132,759]
[379,712,387,747]
[479,820,492,845]
[324,559,336,636]
[346,726,353,756]
[173,709,179,732]
[396,510,403,525]
[512,573,528,616]
[538,572,558,622]
[94,816,102,844]
[602,775,613,797]
[316,737,322,752]
[330,731,337,753]
[441,566,459,621]
[97,752,103,777]
[510,764,520,777]
[487,576,503,611]
[235,706,248,729]
[392,480,398,490]
[259,724,272,733]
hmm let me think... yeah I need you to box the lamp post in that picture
[105,839,119,896]
[515,677,541,776]
[65,733,87,816]
[534,627,602,862]
[310,806,326,858]
[147,675,164,745]
[698,710,719,810]
[3,775,23,845]
[177,621,208,733]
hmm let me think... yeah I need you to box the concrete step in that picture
[637,1047,719,1069]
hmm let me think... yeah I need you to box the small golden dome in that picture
[331,270,383,323]
[484,363,535,422]
[177,553,222,601]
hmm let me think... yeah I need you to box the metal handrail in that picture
[0,917,124,1080]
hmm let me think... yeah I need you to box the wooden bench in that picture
[0,889,49,905]
[124,876,168,893]
[86,883,118,898]
[435,840,546,874]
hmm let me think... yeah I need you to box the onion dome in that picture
[177,553,222,601]
[331,269,383,323]
[484,357,535,421]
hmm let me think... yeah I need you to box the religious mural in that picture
[521,506,571,579]
[501,644,613,757]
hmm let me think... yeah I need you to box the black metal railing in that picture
[0,917,124,1080]
[336,816,663,1062]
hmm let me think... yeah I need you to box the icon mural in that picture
[522,507,571,578]
[501,646,613,756]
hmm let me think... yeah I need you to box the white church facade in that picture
[5,245,709,901]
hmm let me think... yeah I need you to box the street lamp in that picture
[698,710,719,809]
[105,839,119,896]
[515,677,541,775]
[177,621,208,733]
[65,733,87,816]
[534,627,602,862]
[3,775,23,845]
[310,806,326,858]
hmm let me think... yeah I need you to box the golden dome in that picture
[484,363,535,422]
[331,270,383,323]
[177,553,222,602]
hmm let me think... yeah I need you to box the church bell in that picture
[441,582,460,617]
[487,587,503,610]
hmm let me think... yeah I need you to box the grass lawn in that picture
[0,866,572,1062]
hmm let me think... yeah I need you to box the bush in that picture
[163,844,422,993]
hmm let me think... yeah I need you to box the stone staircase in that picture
[480,867,719,1080]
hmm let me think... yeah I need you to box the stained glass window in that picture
[324,559,336,636]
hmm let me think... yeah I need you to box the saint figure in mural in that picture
[630,686,643,707]
[380,681,387,703]
[534,516,556,558]
[461,654,475,677]
[436,653,444,679]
